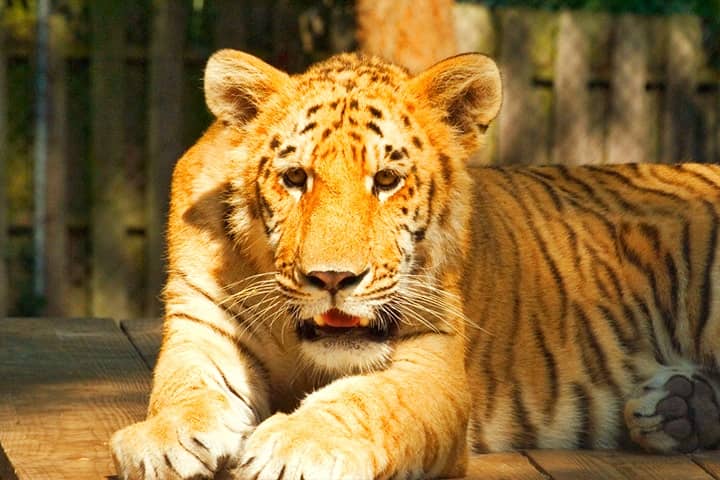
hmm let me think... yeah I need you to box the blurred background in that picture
[1,0,719,320]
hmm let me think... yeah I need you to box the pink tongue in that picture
[322,309,361,327]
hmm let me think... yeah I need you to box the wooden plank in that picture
[146,0,187,318]
[606,14,650,164]
[552,11,591,165]
[0,441,19,480]
[119,317,162,370]
[692,452,720,478]
[661,15,701,163]
[497,8,555,165]
[497,8,535,165]
[90,0,130,318]
[527,450,715,480]
[0,318,151,479]
[463,453,547,479]
[45,12,69,315]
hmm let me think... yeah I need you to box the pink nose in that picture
[304,270,366,294]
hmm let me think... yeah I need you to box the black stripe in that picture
[482,213,522,423]
[512,386,537,448]
[438,153,452,183]
[683,166,720,193]
[572,382,593,448]
[497,173,569,341]
[532,315,559,419]
[695,200,719,356]
[638,222,661,254]
[597,305,634,353]
[366,121,383,136]
[207,356,263,424]
[633,292,664,363]
[517,170,564,212]
[665,251,680,331]
[299,122,317,134]
[682,221,692,283]
[573,302,620,393]
[278,145,296,157]
[588,166,686,204]
[555,165,612,212]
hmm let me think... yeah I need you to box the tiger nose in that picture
[303,270,368,294]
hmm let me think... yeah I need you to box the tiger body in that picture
[111,51,720,480]
[465,163,720,451]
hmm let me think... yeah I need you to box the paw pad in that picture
[627,373,720,453]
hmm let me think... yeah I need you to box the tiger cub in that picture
[110,50,720,479]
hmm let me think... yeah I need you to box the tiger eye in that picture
[374,169,401,191]
[282,167,308,188]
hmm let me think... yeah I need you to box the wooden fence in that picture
[1,3,719,318]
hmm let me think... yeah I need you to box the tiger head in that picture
[204,50,501,374]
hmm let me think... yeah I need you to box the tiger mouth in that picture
[296,308,396,342]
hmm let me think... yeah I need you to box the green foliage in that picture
[460,0,719,15]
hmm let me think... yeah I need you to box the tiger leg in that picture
[624,363,720,453]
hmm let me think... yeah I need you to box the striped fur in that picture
[111,51,720,480]
[464,163,720,451]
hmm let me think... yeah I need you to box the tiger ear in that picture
[408,53,502,152]
[204,49,290,126]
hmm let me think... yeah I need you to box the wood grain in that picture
[606,14,649,165]
[661,15,701,164]
[0,22,5,319]
[90,0,130,319]
[692,451,720,479]
[119,317,162,370]
[552,11,590,165]
[463,452,547,479]
[0,318,151,479]
[527,450,715,480]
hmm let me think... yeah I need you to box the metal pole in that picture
[34,0,50,303]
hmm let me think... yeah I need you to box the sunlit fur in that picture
[110,50,720,480]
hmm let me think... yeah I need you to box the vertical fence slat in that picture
[498,9,553,165]
[0,19,6,319]
[146,0,188,317]
[214,0,246,49]
[90,0,129,318]
[552,11,591,165]
[662,15,701,163]
[454,3,499,166]
[45,13,69,315]
[606,14,650,165]
[498,9,533,165]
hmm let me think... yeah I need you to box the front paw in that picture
[111,405,252,479]
[235,412,388,480]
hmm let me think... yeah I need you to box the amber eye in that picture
[374,169,401,191]
[282,168,308,189]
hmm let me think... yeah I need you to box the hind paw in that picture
[625,369,720,453]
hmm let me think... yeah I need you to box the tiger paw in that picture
[111,405,253,480]
[625,369,720,453]
[234,411,389,480]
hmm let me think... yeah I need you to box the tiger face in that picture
[206,51,502,374]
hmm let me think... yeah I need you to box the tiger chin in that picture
[110,48,720,480]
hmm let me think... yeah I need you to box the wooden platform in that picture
[1,318,719,479]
